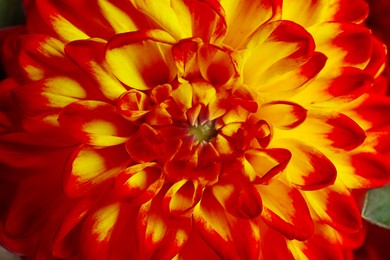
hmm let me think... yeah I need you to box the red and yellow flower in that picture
[1,0,390,259]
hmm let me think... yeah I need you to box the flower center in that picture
[189,121,218,142]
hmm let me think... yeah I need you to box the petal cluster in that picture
[0,0,390,259]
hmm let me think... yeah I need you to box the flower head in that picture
[0,0,390,259]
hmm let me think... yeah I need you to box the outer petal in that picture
[58,100,136,146]
[105,30,176,90]
[65,145,130,197]
[258,180,313,240]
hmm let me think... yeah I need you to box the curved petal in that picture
[65,145,130,197]
[258,180,313,241]
[105,30,176,90]
[58,100,136,146]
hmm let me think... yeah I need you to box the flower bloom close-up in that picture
[1,0,390,259]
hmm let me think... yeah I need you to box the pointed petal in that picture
[105,30,176,90]
[58,100,136,146]
[65,145,129,197]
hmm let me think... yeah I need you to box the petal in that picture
[81,202,121,259]
[117,89,150,121]
[282,0,368,27]
[293,67,373,104]
[349,94,390,129]
[212,180,263,219]
[65,145,129,197]
[64,38,127,100]
[303,182,362,233]
[279,140,337,190]
[137,187,192,259]
[221,0,282,48]
[244,20,315,88]
[58,100,136,146]
[36,0,137,41]
[162,179,201,216]
[278,111,366,151]
[244,148,291,183]
[198,44,237,85]
[105,30,176,90]
[258,180,313,240]
[129,0,226,42]
[115,162,164,204]
[256,52,327,100]
[193,189,261,259]
[16,34,71,81]
[259,101,307,129]
[309,23,373,71]
[125,124,162,163]
[52,198,93,258]
[81,201,141,259]
[171,38,201,79]
[345,153,390,189]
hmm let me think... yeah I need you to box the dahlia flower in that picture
[1,0,390,259]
